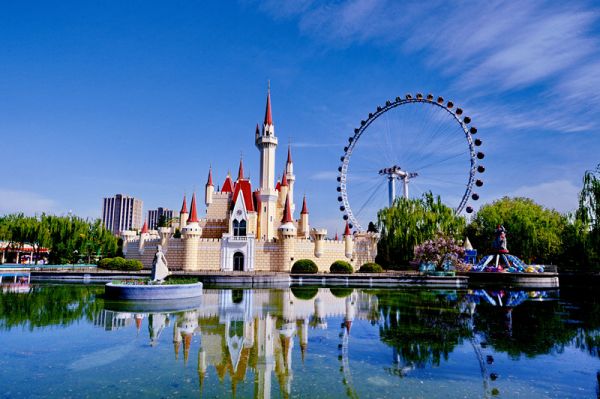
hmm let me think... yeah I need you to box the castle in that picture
[122,88,378,272]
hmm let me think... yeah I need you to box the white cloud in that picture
[257,0,600,133]
[310,171,338,180]
[0,189,58,215]
[511,179,580,213]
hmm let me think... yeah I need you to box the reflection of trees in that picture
[376,290,472,368]
[0,284,103,330]
[474,287,600,359]
[474,301,573,358]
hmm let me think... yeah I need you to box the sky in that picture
[1,0,599,234]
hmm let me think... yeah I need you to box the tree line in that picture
[377,165,600,271]
[0,214,119,264]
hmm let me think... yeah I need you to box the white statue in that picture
[151,245,169,282]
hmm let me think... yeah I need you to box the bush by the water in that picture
[291,259,318,274]
[359,262,384,273]
[330,260,353,274]
[98,257,143,271]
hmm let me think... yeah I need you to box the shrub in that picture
[291,259,318,274]
[330,260,353,274]
[330,287,354,298]
[98,257,143,271]
[359,262,384,273]
[291,286,319,300]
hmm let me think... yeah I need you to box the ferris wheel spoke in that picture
[354,181,387,219]
[413,152,466,172]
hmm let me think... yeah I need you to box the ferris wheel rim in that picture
[338,94,482,232]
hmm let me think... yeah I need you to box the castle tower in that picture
[311,228,327,258]
[179,194,189,229]
[344,222,354,260]
[278,194,296,272]
[138,220,149,254]
[278,169,289,208]
[205,168,214,206]
[182,193,202,271]
[285,145,296,214]
[256,86,279,240]
[237,157,245,181]
[298,195,309,238]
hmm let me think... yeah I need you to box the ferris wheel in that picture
[337,93,484,232]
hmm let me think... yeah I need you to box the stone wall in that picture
[123,236,375,272]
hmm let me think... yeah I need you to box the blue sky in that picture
[1,1,599,233]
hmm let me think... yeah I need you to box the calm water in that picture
[0,284,598,398]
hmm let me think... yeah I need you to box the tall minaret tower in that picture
[255,84,279,240]
[205,167,214,207]
[285,145,296,214]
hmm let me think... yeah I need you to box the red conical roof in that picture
[287,145,293,164]
[281,169,288,187]
[188,193,199,223]
[206,168,213,186]
[141,220,148,234]
[281,193,293,223]
[344,221,351,236]
[301,195,309,214]
[275,180,281,191]
[180,194,188,214]
[264,87,273,126]
[334,232,339,241]
[222,174,234,193]
[237,158,244,181]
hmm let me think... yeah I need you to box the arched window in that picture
[233,219,246,237]
[239,219,247,236]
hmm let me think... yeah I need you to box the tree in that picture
[377,192,465,269]
[466,197,567,264]
[0,214,118,265]
[157,214,168,228]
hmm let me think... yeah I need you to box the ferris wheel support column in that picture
[388,176,396,207]
[402,177,409,199]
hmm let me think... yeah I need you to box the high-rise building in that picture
[102,194,143,234]
[148,207,174,230]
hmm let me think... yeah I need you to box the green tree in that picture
[377,192,465,269]
[0,214,118,265]
[466,197,567,264]
[157,214,168,228]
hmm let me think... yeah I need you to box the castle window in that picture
[233,219,247,237]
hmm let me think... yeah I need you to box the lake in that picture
[0,284,598,398]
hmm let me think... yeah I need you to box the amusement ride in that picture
[337,93,485,232]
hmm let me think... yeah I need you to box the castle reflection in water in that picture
[94,288,378,397]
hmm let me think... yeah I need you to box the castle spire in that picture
[255,123,260,139]
[300,195,308,214]
[264,82,273,126]
[281,193,293,223]
[188,193,199,223]
[281,169,288,187]
[344,221,351,236]
[180,194,188,214]
[237,157,244,181]
[141,220,148,234]
[286,144,293,165]
[206,167,213,187]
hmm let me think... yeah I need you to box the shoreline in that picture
[23,269,567,289]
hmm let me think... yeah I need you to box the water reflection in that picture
[1,285,599,398]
